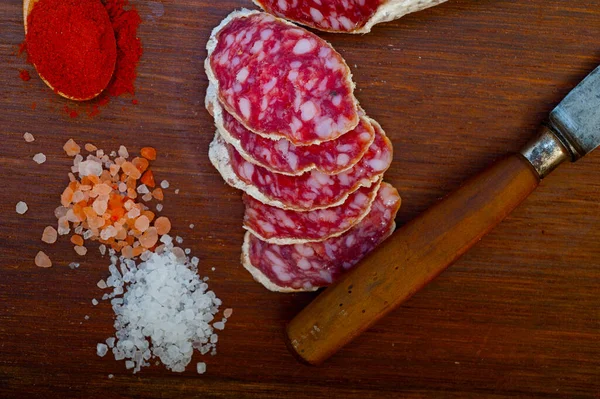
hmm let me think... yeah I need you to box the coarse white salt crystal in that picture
[23,132,34,142]
[213,322,225,330]
[68,262,80,269]
[84,315,90,320]
[16,201,28,214]
[99,244,107,256]
[196,362,207,374]
[211,267,216,271]
[184,248,191,255]
[97,343,108,357]
[191,257,199,267]
[189,224,194,229]
[223,308,233,318]
[33,153,46,164]
[97,279,108,289]
[92,299,99,306]
[160,180,169,189]
[108,374,114,379]
[174,189,180,194]
[118,145,129,159]
[137,184,149,194]
[156,204,163,212]
[175,236,183,244]
[106,337,115,348]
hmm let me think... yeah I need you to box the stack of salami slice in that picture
[205,9,401,292]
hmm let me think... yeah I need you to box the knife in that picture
[285,65,600,365]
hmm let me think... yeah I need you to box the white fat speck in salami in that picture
[205,83,374,176]
[254,0,448,34]
[243,180,381,244]
[208,118,393,211]
[241,183,401,292]
[205,9,359,145]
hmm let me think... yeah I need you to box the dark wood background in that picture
[0,0,599,397]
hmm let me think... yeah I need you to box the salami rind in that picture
[243,180,381,244]
[206,83,375,176]
[208,118,393,211]
[253,0,448,34]
[241,182,401,292]
[205,9,359,145]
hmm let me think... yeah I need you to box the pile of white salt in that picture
[96,236,230,374]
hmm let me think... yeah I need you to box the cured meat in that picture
[254,0,448,34]
[209,118,393,211]
[243,180,381,244]
[241,182,401,292]
[205,9,359,145]
[206,83,375,176]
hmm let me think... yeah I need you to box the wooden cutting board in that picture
[0,0,598,397]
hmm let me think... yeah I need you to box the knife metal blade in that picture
[549,65,600,160]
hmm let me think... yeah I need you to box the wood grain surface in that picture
[0,0,599,398]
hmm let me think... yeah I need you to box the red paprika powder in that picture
[22,0,142,117]
[26,0,117,101]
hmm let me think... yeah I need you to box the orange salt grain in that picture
[152,188,164,201]
[63,139,81,156]
[85,143,98,152]
[132,157,149,173]
[132,246,144,257]
[61,187,74,207]
[155,216,171,235]
[121,162,141,179]
[35,251,52,268]
[140,170,155,187]
[41,226,58,244]
[71,235,84,246]
[122,246,134,258]
[140,147,157,161]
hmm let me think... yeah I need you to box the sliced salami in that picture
[206,83,375,176]
[209,118,393,211]
[241,182,401,292]
[254,0,448,34]
[243,180,381,244]
[205,9,359,145]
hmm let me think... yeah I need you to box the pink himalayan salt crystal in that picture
[154,216,171,235]
[139,227,158,248]
[134,215,150,232]
[63,139,81,156]
[35,251,52,268]
[24,132,35,142]
[74,246,88,256]
[41,226,58,244]
[93,198,108,215]
[223,308,233,318]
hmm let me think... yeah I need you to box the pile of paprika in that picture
[22,0,142,115]
[26,0,117,101]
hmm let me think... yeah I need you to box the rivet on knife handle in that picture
[285,65,600,365]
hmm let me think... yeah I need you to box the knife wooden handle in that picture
[285,154,540,365]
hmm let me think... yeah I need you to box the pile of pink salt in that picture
[37,139,171,267]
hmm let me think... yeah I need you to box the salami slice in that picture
[241,182,401,292]
[209,118,393,211]
[243,180,381,244]
[253,0,447,34]
[206,83,375,176]
[205,9,359,145]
